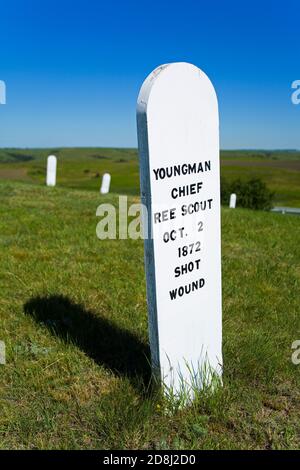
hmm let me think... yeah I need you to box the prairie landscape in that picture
[0,148,300,206]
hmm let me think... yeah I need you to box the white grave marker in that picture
[229,193,237,209]
[137,62,222,398]
[46,155,57,187]
[100,173,111,194]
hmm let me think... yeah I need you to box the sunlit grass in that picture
[0,181,299,449]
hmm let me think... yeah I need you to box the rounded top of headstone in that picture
[137,62,218,117]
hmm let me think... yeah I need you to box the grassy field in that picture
[0,148,300,206]
[0,180,299,449]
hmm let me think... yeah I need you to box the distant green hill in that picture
[0,147,300,205]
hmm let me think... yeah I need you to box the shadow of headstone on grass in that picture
[24,295,151,394]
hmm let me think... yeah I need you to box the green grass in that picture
[0,148,300,206]
[0,180,299,449]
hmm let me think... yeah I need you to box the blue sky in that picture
[0,0,299,149]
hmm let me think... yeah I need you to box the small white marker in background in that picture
[100,173,111,194]
[229,193,237,209]
[46,155,57,187]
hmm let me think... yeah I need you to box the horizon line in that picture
[0,146,299,152]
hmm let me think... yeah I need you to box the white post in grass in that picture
[46,155,57,187]
[100,173,111,194]
[137,62,222,400]
[229,193,237,209]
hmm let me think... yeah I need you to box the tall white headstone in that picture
[229,193,237,209]
[100,173,111,194]
[137,63,222,398]
[46,155,57,187]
